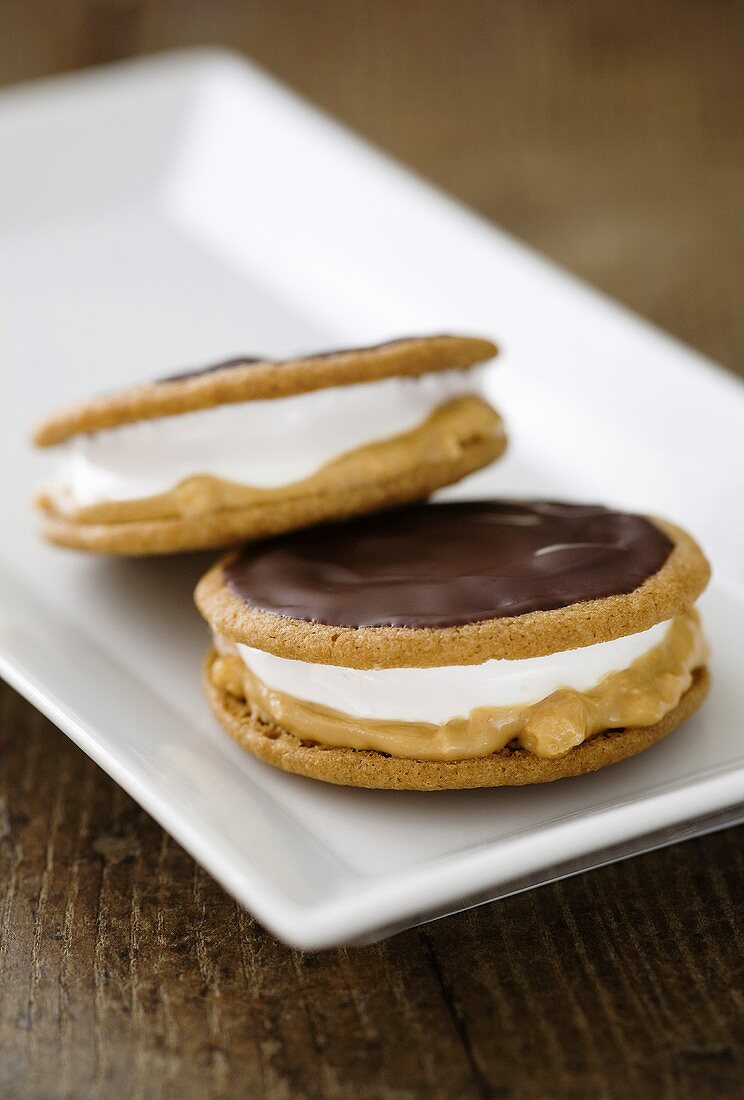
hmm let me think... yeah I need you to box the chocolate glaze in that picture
[159,357,264,382]
[224,500,673,629]
[158,338,424,383]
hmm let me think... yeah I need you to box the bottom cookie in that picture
[203,651,710,791]
[39,432,503,555]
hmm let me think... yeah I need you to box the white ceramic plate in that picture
[1,51,742,950]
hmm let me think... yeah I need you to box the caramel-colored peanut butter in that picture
[210,611,706,760]
[41,396,503,523]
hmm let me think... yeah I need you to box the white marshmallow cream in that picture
[236,620,672,725]
[52,367,488,508]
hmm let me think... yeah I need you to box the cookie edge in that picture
[38,430,506,555]
[195,516,711,665]
[33,335,498,446]
[203,652,710,790]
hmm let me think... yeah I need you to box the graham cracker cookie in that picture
[196,499,710,788]
[203,654,710,790]
[32,335,505,555]
[39,427,504,556]
[195,502,710,667]
[33,335,498,446]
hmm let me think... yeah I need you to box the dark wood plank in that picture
[0,2,743,1097]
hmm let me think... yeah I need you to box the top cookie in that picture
[32,335,497,447]
[195,500,710,667]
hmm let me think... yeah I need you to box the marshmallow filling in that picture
[45,367,493,511]
[210,610,707,760]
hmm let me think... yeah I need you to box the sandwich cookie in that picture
[32,336,505,555]
[195,500,711,790]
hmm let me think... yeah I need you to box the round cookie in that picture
[195,499,711,789]
[203,654,710,791]
[197,502,710,665]
[32,335,505,555]
[33,335,498,445]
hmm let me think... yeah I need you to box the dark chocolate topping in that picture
[158,339,423,383]
[224,500,673,629]
[160,357,264,382]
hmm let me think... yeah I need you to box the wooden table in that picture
[1,4,742,1096]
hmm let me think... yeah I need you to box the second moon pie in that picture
[32,335,505,555]
[195,499,711,790]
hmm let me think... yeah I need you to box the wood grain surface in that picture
[1,2,743,1097]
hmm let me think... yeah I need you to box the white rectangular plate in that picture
[1,51,743,950]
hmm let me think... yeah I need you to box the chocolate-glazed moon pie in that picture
[31,335,505,555]
[195,500,711,790]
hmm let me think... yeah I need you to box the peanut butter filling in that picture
[210,610,707,760]
[40,396,503,524]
